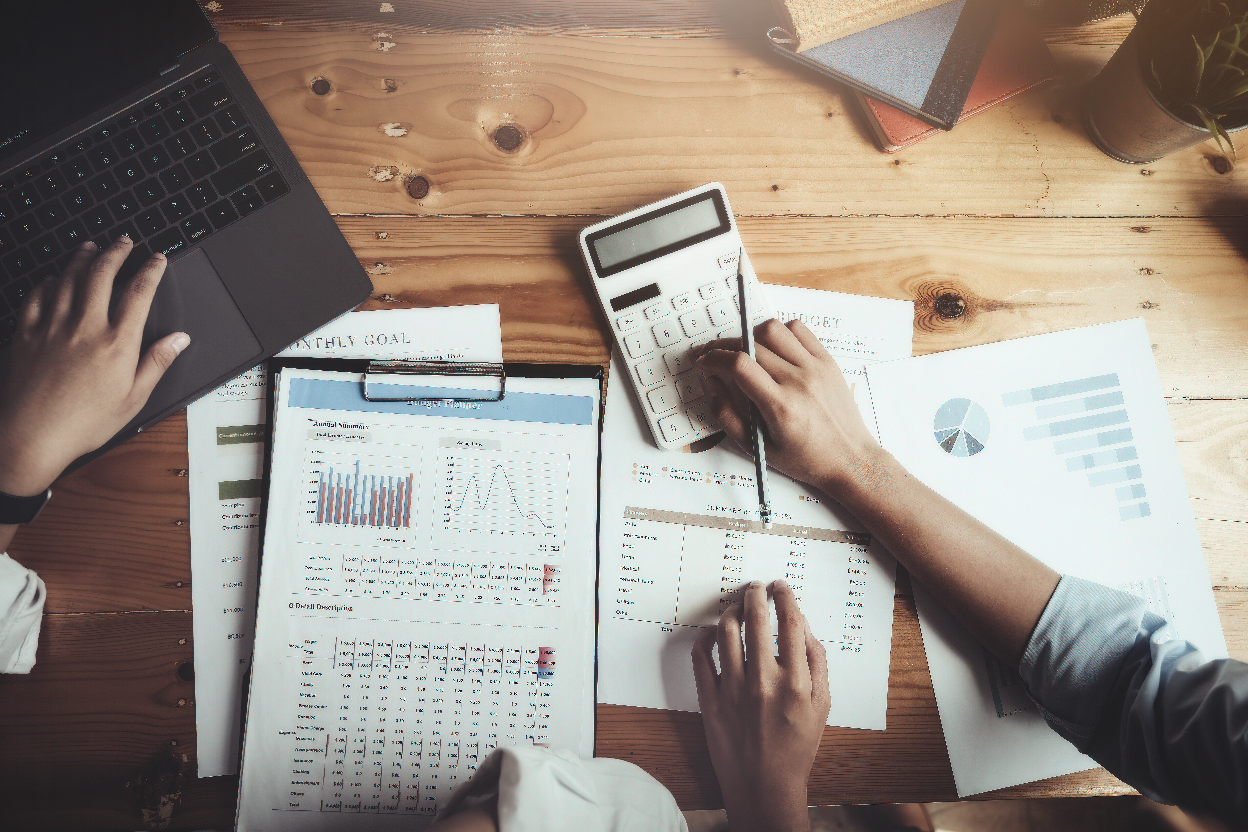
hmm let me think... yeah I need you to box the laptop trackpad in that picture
[133,248,263,426]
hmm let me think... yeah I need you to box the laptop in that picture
[0,0,373,467]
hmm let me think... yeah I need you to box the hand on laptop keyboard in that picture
[0,237,190,499]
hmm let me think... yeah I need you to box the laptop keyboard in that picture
[0,67,290,348]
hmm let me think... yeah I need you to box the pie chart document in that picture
[864,318,1226,797]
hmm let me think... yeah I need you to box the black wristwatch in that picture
[0,487,53,525]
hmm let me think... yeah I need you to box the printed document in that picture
[236,367,600,828]
[187,306,502,777]
[865,319,1227,795]
[597,286,913,730]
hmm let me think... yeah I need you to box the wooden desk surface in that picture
[2,2,1247,828]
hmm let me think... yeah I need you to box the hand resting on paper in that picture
[0,237,189,549]
[693,319,1058,667]
[692,580,830,832]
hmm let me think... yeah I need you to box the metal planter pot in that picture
[1082,31,1241,164]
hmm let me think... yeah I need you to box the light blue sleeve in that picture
[1018,575,1248,826]
[0,552,45,674]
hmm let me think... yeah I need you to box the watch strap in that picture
[0,487,53,525]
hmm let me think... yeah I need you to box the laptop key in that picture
[135,208,166,238]
[117,161,145,188]
[82,205,112,236]
[0,194,13,223]
[142,97,169,118]
[87,143,118,170]
[256,172,289,202]
[205,198,238,230]
[216,106,244,133]
[160,164,191,193]
[211,129,260,166]
[172,84,196,100]
[0,316,15,348]
[2,248,35,278]
[190,84,233,118]
[65,157,93,183]
[12,185,38,211]
[57,220,89,250]
[148,227,187,258]
[35,170,68,200]
[167,132,196,160]
[161,193,192,223]
[194,70,220,88]
[135,178,166,206]
[139,114,170,144]
[30,233,62,263]
[138,145,171,175]
[211,151,274,196]
[119,113,141,127]
[108,222,139,247]
[167,101,195,127]
[191,119,223,147]
[108,191,141,219]
[2,277,32,310]
[185,151,216,179]
[88,172,120,202]
[114,130,142,156]
[180,213,212,243]
[0,226,14,254]
[35,200,66,228]
[64,186,93,214]
[12,216,40,242]
[232,185,264,217]
[187,181,216,209]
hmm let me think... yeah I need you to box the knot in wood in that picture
[1208,155,1233,175]
[177,661,195,682]
[406,175,430,200]
[934,292,966,320]
[493,124,525,152]
[310,77,331,96]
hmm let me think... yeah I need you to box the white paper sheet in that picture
[187,306,502,778]
[597,286,913,730]
[235,368,600,829]
[865,318,1227,796]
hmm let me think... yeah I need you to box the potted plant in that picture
[1083,0,1248,166]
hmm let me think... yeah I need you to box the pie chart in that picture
[933,398,989,458]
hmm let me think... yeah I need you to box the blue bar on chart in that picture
[1035,391,1124,420]
[1087,464,1142,487]
[1023,409,1129,440]
[1066,445,1138,472]
[316,460,413,529]
[1052,428,1133,455]
[1001,374,1120,406]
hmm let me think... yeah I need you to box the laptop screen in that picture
[0,0,216,162]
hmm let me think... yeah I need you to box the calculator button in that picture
[671,292,695,312]
[658,412,691,443]
[675,371,704,403]
[616,312,641,330]
[717,326,741,340]
[689,401,717,431]
[699,281,724,300]
[646,383,678,415]
[634,357,665,388]
[643,301,668,320]
[707,299,736,327]
[652,320,681,348]
[623,329,655,359]
[679,310,709,338]
[664,349,694,375]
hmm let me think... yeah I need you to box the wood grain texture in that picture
[215,28,1248,219]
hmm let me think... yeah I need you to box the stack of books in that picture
[767,0,1059,151]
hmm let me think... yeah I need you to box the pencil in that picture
[736,253,774,529]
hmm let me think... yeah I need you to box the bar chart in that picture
[300,446,424,545]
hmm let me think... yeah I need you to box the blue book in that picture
[767,0,1004,130]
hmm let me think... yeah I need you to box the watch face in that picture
[0,487,52,525]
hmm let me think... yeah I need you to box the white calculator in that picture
[579,183,772,449]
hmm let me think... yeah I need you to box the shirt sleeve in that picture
[0,551,46,674]
[1019,575,1248,825]
[436,746,688,832]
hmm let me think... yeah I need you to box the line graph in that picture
[435,448,570,556]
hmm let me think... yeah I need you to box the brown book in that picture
[856,2,1058,151]
[772,0,952,50]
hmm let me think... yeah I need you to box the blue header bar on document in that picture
[287,378,594,426]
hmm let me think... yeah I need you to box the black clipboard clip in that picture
[361,359,507,403]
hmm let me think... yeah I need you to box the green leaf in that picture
[1194,103,1238,167]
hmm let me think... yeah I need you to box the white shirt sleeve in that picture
[437,746,688,832]
[0,552,46,674]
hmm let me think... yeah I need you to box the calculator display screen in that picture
[587,191,730,277]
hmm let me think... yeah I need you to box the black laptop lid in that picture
[0,0,217,160]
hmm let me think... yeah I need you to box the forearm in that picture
[825,447,1060,666]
